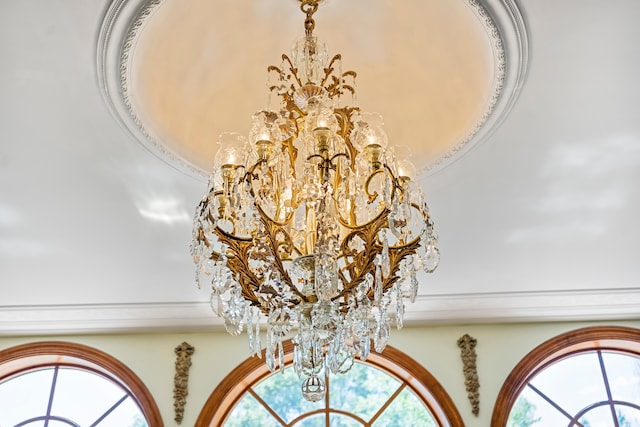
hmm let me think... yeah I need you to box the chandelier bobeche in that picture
[191,0,439,401]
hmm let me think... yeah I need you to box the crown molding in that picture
[1,288,637,336]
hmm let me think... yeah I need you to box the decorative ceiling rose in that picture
[97,0,528,179]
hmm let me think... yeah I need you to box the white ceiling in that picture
[1,0,639,335]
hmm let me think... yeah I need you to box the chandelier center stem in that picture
[300,0,319,37]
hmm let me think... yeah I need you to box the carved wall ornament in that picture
[173,342,195,424]
[458,334,480,416]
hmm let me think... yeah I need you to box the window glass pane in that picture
[225,393,280,427]
[602,352,640,403]
[373,387,436,427]
[506,394,542,427]
[575,404,616,427]
[47,420,79,427]
[529,352,608,416]
[507,384,570,426]
[330,362,401,421]
[0,368,53,427]
[253,367,321,422]
[17,422,45,427]
[94,395,147,427]
[292,413,325,426]
[51,368,127,426]
[0,366,148,427]
[615,405,640,427]
[329,413,363,426]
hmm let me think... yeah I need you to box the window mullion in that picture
[367,382,407,426]
[248,387,288,426]
[44,365,60,427]
[526,383,582,425]
[597,350,620,427]
[325,374,330,427]
[90,394,128,427]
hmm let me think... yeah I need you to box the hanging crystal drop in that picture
[278,339,285,374]
[395,284,404,330]
[380,228,390,278]
[334,329,345,369]
[209,292,223,316]
[311,301,339,344]
[374,296,390,352]
[382,173,392,207]
[333,325,354,374]
[353,310,369,341]
[360,335,370,360]
[312,340,324,375]
[315,254,340,300]
[423,243,440,273]
[211,247,231,295]
[247,305,256,356]
[255,312,262,359]
[223,287,245,336]
[293,343,302,378]
[198,258,216,289]
[374,260,383,306]
[265,326,276,372]
[374,316,390,352]
[328,323,343,374]
[409,256,419,304]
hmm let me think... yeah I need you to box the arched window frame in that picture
[491,325,640,426]
[196,340,463,427]
[0,341,164,427]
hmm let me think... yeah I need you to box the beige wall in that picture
[1,320,639,426]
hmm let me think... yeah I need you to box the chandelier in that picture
[191,0,439,401]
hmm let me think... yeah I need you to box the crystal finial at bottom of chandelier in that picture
[301,375,326,402]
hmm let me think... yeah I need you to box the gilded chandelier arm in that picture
[213,228,263,307]
[335,209,389,299]
[336,207,421,304]
[255,207,308,304]
[334,107,358,170]
[380,238,420,292]
[321,54,342,87]
[364,164,398,205]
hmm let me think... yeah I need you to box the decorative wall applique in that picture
[173,342,195,424]
[458,334,480,416]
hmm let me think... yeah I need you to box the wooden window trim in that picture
[0,341,164,427]
[196,340,463,427]
[490,325,640,427]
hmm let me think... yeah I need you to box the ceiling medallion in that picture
[97,0,528,179]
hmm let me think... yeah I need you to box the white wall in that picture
[1,320,639,426]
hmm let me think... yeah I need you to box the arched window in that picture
[196,341,463,426]
[0,341,163,427]
[492,326,640,427]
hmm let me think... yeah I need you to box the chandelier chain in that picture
[300,0,319,36]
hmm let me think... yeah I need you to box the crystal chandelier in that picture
[191,0,439,401]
